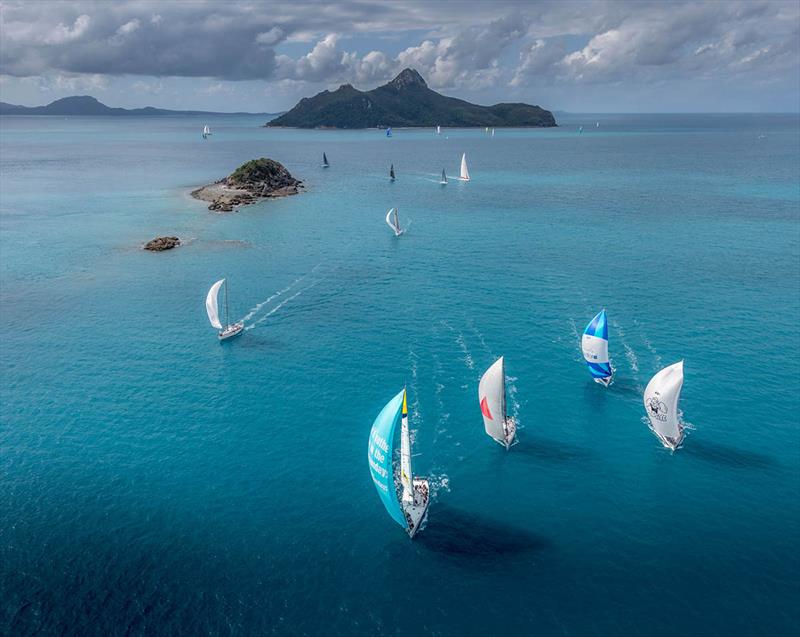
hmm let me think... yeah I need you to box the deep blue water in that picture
[1,113,799,636]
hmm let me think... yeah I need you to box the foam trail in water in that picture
[612,318,639,376]
[245,279,321,330]
[239,262,323,323]
[642,335,663,368]
[506,374,522,427]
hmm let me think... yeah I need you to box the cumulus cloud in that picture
[0,0,796,108]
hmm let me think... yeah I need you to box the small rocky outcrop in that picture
[191,158,303,212]
[144,236,180,251]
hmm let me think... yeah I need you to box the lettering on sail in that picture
[368,430,390,490]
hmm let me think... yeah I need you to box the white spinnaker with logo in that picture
[205,279,224,329]
[644,361,684,441]
[479,357,506,443]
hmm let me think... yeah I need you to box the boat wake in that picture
[613,318,640,376]
[506,374,522,427]
[245,279,322,330]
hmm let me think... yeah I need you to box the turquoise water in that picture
[1,113,799,636]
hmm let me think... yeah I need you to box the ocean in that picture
[1,112,798,636]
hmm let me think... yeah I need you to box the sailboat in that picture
[389,164,395,181]
[322,152,329,168]
[436,125,441,135]
[582,310,613,386]
[478,357,517,449]
[579,126,584,134]
[368,388,430,538]
[202,124,211,139]
[485,127,489,133]
[596,122,600,128]
[644,361,685,450]
[440,168,448,185]
[459,153,470,181]
[206,279,244,341]
[385,207,402,236]
[491,128,495,138]
[386,127,392,137]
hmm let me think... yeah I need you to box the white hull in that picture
[219,322,244,340]
[404,478,430,538]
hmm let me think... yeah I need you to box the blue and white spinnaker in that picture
[581,310,612,386]
[367,389,430,538]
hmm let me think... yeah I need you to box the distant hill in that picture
[266,68,556,129]
[0,95,280,117]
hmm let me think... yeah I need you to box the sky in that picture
[1,0,798,113]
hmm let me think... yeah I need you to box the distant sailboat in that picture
[596,122,600,128]
[389,164,395,181]
[478,357,517,449]
[459,153,470,181]
[485,127,489,133]
[385,207,402,236]
[436,125,441,135]
[368,388,430,538]
[644,361,685,450]
[386,127,392,137]
[440,168,447,185]
[206,279,244,341]
[322,152,329,168]
[582,310,612,386]
[202,124,211,139]
[491,128,495,137]
[579,126,584,134]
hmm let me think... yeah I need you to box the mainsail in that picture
[440,169,447,184]
[386,127,392,137]
[385,208,401,235]
[323,152,329,167]
[582,310,612,384]
[436,125,441,135]
[390,164,395,180]
[644,361,685,448]
[400,389,414,503]
[203,125,210,135]
[205,279,224,330]
[479,357,507,444]
[367,390,407,529]
[460,153,470,181]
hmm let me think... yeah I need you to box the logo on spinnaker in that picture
[480,396,493,420]
[646,396,668,421]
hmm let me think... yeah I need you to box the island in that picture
[191,158,303,212]
[144,236,181,251]
[0,95,280,117]
[266,68,556,129]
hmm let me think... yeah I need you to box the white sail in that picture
[203,125,210,135]
[644,361,685,448]
[205,279,224,329]
[479,357,507,443]
[385,207,401,235]
[436,125,441,135]
[460,153,470,181]
[400,390,414,503]
[491,128,495,137]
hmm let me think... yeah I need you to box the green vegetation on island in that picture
[266,68,556,129]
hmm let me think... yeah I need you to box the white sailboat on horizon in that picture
[206,278,244,341]
[644,361,686,450]
[385,207,403,236]
[436,125,441,135]
[479,357,517,449]
[202,124,211,139]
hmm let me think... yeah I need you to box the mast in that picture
[400,388,414,503]
[223,279,229,328]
